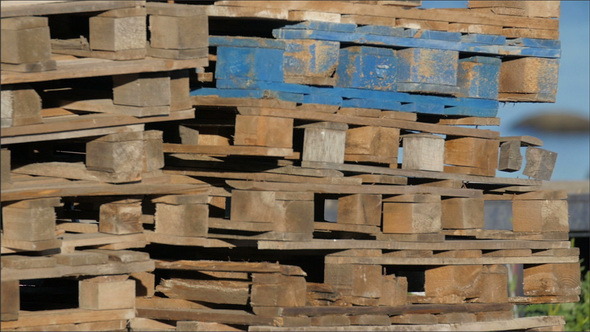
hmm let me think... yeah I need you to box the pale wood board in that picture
[0,308,134,329]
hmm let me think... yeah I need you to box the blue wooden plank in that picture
[335,46,397,91]
[215,46,284,83]
[190,88,266,99]
[461,34,506,45]
[272,28,561,58]
[355,25,417,38]
[210,36,285,49]
[508,38,561,49]
[396,82,461,96]
[416,30,461,42]
[281,21,357,32]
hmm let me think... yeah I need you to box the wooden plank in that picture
[1,1,141,17]
[144,231,235,248]
[1,57,208,84]
[301,161,540,186]
[249,316,564,331]
[155,259,306,276]
[500,136,543,146]
[264,238,569,251]
[1,175,209,202]
[206,5,289,20]
[226,180,481,197]
[60,232,146,252]
[438,117,500,126]
[1,259,154,281]
[314,222,380,234]
[1,110,193,138]
[1,124,144,145]
[326,255,579,265]
[0,308,134,329]
[163,143,294,157]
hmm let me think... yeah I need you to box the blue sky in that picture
[423,1,590,180]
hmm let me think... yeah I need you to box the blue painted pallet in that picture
[272,23,560,58]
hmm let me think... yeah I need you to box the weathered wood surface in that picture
[0,308,134,329]
[0,1,142,18]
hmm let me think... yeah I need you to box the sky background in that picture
[423,1,590,181]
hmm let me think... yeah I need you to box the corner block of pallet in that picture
[524,263,581,297]
[378,275,408,306]
[498,140,523,172]
[402,133,444,172]
[1,280,19,321]
[523,147,557,181]
[396,48,459,86]
[86,131,145,179]
[1,16,51,64]
[425,264,483,302]
[154,199,209,237]
[325,262,383,299]
[457,56,501,99]
[149,14,208,50]
[170,70,192,111]
[382,194,442,234]
[500,57,559,102]
[234,115,294,148]
[479,265,509,303]
[2,198,61,242]
[113,72,171,108]
[345,126,400,158]
[1,84,42,127]
[143,130,165,173]
[216,45,285,83]
[302,122,348,164]
[99,198,143,235]
[89,8,146,52]
[284,39,339,81]
[441,197,484,229]
[79,276,136,310]
[1,148,11,185]
[512,199,568,232]
[251,273,307,307]
[336,46,397,91]
[337,194,382,226]
[445,136,499,176]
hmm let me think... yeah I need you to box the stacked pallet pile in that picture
[0,1,580,331]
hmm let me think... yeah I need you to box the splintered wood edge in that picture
[500,136,544,146]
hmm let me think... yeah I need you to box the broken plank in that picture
[0,309,134,329]
[136,307,277,326]
[144,231,235,248]
[155,259,306,276]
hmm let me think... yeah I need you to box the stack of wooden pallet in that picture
[0,0,580,331]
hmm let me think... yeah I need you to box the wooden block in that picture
[251,274,307,307]
[79,276,135,310]
[278,199,314,236]
[382,195,441,234]
[113,72,171,107]
[500,57,559,102]
[284,39,340,79]
[524,263,580,297]
[179,125,200,145]
[216,44,284,83]
[99,200,143,234]
[479,265,508,303]
[131,272,155,298]
[155,203,209,237]
[445,137,499,176]
[345,126,399,158]
[337,194,382,226]
[379,275,407,306]
[336,46,397,91]
[143,130,165,172]
[402,134,444,172]
[425,265,483,302]
[170,70,192,111]
[2,204,55,242]
[512,199,568,232]
[89,9,146,51]
[1,85,42,127]
[391,314,438,324]
[523,147,557,180]
[498,140,523,172]
[302,122,348,164]
[397,48,459,86]
[520,1,560,18]
[457,56,501,99]
[1,280,19,321]
[230,190,284,223]
[149,15,207,50]
[1,148,10,185]
[311,315,351,327]
[86,133,144,181]
[234,115,294,148]
[441,197,484,229]
[1,17,50,64]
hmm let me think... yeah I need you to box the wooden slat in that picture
[325,255,579,265]
[163,143,294,157]
[0,0,141,17]
[0,309,134,329]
